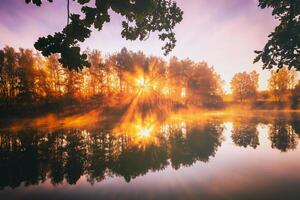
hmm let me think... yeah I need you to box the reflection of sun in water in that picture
[135,118,155,140]
[137,127,152,138]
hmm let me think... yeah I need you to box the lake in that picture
[0,110,300,200]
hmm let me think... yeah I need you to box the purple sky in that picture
[0,0,278,91]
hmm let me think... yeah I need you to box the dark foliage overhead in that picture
[25,0,183,70]
[254,0,300,70]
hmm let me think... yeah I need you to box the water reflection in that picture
[269,117,298,152]
[231,119,259,149]
[0,111,300,193]
[169,121,224,169]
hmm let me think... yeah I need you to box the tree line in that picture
[1,46,300,112]
[1,113,299,189]
[0,46,224,110]
[230,67,300,108]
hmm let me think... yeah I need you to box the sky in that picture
[0,0,279,92]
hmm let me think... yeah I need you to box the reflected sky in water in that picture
[1,111,300,200]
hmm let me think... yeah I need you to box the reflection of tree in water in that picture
[291,113,300,137]
[65,130,87,184]
[85,131,109,184]
[111,142,169,182]
[0,130,48,189]
[269,120,298,152]
[169,121,224,169]
[2,113,300,189]
[47,131,66,185]
[231,120,259,149]
[0,120,224,189]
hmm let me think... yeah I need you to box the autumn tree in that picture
[127,51,150,92]
[147,56,166,93]
[65,69,84,99]
[254,0,300,70]
[187,62,224,107]
[168,57,192,102]
[291,81,300,108]
[17,49,37,101]
[268,67,297,103]
[0,46,19,104]
[102,56,120,94]
[45,54,66,97]
[110,48,134,93]
[230,71,259,102]
[34,53,50,99]
[109,48,153,94]
[25,0,183,70]
[87,50,104,96]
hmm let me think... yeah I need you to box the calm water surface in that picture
[1,111,300,200]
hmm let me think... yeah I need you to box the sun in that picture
[136,77,148,88]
